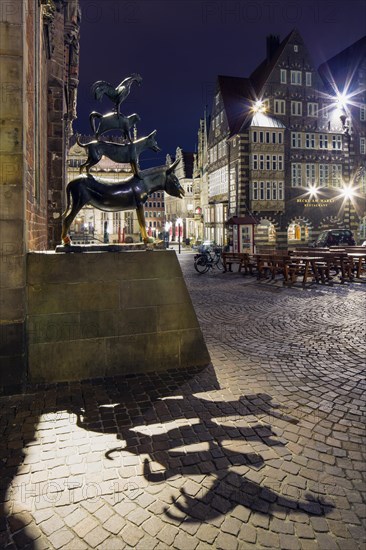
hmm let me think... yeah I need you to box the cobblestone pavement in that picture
[1,254,365,550]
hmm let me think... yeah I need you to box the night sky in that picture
[75,0,366,168]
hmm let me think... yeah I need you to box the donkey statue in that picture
[76,130,160,176]
[61,159,183,245]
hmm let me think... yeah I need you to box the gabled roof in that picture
[250,30,294,94]
[318,35,366,91]
[217,75,254,135]
[250,113,286,128]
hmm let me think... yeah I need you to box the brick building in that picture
[205,30,366,251]
[0,0,80,392]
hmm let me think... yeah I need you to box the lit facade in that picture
[204,30,366,250]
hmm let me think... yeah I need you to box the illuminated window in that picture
[360,105,366,121]
[306,163,316,185]
[288,223,301,241]
[331,165,342,187]
[294,45,298,52]
[305,72,312,86]
[319,164,329,186]
[291,163,302,186]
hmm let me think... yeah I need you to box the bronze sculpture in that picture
[62,72,183,246]
[61,160,184,245]
[89,111,141,141]
[76,130,160,175]
[91,73,142,113]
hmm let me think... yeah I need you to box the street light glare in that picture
[340,186,355,200]
[335,91,349,110]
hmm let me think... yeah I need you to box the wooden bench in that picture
[222,253,253,274]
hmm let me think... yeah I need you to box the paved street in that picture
[1,252,366,549]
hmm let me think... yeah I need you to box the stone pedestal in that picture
[27,250,210,383]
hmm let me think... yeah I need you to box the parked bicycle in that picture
[194,246,223,274]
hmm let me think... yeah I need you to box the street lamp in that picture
[176,217,183,254]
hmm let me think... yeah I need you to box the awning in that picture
[226,215,259,225]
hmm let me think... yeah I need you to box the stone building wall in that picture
[0,0,81,394]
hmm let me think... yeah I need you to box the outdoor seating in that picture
[222,252,254,274]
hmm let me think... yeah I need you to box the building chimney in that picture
[266,35,280,62]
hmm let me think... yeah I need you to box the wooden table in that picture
[347,252,366,278]
[284,256,324,285]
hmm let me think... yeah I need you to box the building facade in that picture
[165,147,195,241]
[0,0,81,392]
[205,30,366,251]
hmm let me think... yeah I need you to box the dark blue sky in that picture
[75,0,366,166]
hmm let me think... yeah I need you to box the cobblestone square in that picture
[1,254,365,549]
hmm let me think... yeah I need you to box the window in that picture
[274,99,285,114]
[266,181,271,200]
[291,132,301,148]
[260,181,265,200]
[252,154,258,170]
[291,163,302,186]
[259,131,264,143]
[279,132,283,144]
[307,103,318,117]
[259,155,264,170]
[290,70,301,85]
[291,101,302,116]
[278,155,283,170]
[252,131,257,143]
[272,132,276,144]
[272,155,277,170]
[278,182,284,200]
[331,165,342,187]
[252,181,283,201]
[280,69,287,83]
[305,133,315,148]
[319,134,328,149]
[332,135,342,150]
[294,45,298,52]
[319,164,329,186]
[361,105,366,121]
[265,132,270,144]
[361,137,366,155]
[306,163,316,185]
[306,72,312,86]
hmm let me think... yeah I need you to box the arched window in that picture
[288,223,301,241]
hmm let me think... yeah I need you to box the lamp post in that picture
[340,186,355,229]
[177,217,183,254]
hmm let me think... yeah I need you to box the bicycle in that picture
[194,247,223,274]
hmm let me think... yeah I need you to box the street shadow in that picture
[68,365,334,523]
[1,363,334,548]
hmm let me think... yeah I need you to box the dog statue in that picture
[76,130,161,175]
[89,111,141,141]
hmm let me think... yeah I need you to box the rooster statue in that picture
[91,73,142,113]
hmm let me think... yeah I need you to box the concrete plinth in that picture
[26,250,210,383]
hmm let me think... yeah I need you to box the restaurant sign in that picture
[296,198,335,207]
